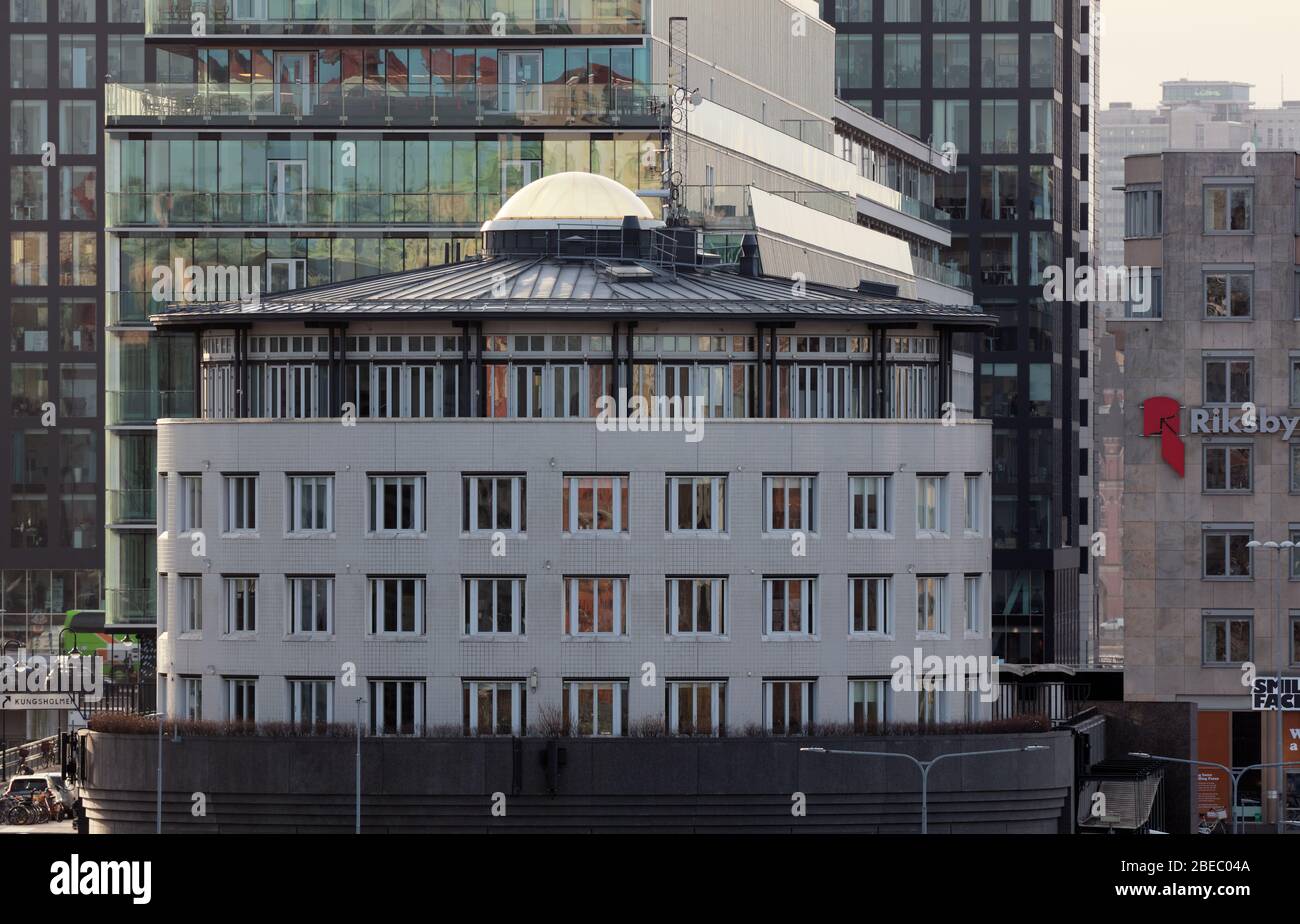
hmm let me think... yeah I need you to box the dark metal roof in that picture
[150,256,995,327]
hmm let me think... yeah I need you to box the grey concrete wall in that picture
[155,412,993,731]
[81,729,1073,833]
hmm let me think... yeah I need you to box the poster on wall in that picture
[1196,710,1232,827]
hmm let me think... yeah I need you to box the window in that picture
[562,680,627,736]
[668,681,726,736]
[223,475,257,533]
[983,0,1019,20]
[883,99,921,137]
[933,100,971,153]
[59,298,94,350]
[368,475,425,533]
[1203,528,1252,578]
[179,475,201,533]
[964,574,982,634]
[369,577,424,635]
[981,33,1018,88]
[10,231,47,285]
[1291,445,1300,494]
[562,474,629,535]
[10,0,46,22]
[181,676,202,720]
[834,0,871,21]
[289,576,332,635]
[1029,99,1054,153]
[10,167,47,221]
[835,35,872,92]
[1030,0,1054,19]
[1028,32,1055,87]
[463,577,525,636]
[1126,269,1163,319]
[224,576,257,633]
[1204,272,1253,319]
[463,680,526,736]
[180,575,202,633]
[58,0,93,19]
[1205,185,1253,232]
[462,474,525,533]
[764,680,813,735]
[932,34,971,88]
[883,34,921,88]
[58,35,95,88]
[369,680,424,736]
[934,0,971,21]
[288,474,332,533]
[764,577,816,637]
[665,475,726,534]
[918,687,946,727]
[849,576,890,635]
[981,100,1019,153]
[226,678,256,722]
[1125,187,1162,237]
[917,575,947,633]
[964,474,982,533]
[1203,444,1252,493]
[1203,357,1252,405]
[916,475,947,533]
[564,576,628,637]
[9,299,45,350]
[666,577,726,636]
[884,0,920,20]
[764,475,816,533]
[849,679,888,733]
[9,34,46,88]
[11,101,46,156]
[1293,613,1300,666]
[1203,612,1252,665]
[849,475,890,533]
[58,101,96,155]
[290,679,333,730]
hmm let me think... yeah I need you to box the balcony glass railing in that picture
[145,0,646,35]
[107,82,667,129]
[107,489,157,526]
[107,389,196,425]
[106,588,156,623]
[677,185,857,230]
[107,191,512,227]
[912,257,972,290]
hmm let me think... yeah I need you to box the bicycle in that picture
[0,796,31,826]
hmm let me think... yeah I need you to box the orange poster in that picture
[1197,710,1232,824]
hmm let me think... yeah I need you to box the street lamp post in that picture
[802,744,1049,833]
[1130,752,1300,833]
[1246,538,1294,833]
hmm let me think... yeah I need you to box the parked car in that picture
[4,774,74,818]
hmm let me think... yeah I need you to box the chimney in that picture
[621,215,641,258]
[739,233,761,278]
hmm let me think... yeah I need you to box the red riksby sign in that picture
[1142,396,1185,477]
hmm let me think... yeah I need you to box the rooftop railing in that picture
[677,185,857,230]
[145,0,646,35]
[106,81,668,130]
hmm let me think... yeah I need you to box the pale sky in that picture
[1100,0,1300,109]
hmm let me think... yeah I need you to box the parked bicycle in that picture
[0,796,31,826]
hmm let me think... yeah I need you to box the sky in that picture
[1100,0,1300,109]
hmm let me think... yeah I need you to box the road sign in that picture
[0,693,76,711]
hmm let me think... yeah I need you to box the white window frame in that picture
[916,474,947,535]
[849,575,890,635]
[763,475,817,533]
[181,676,202,720]
[763,679,814,735]
[849,474,891,533]
[288,575,333,636]
[367,474,425,534]
[223,474,258,534]
[665,577,727,637]
[562,474,630,536]
[290,678,334,729]
[964,474,982,534]
[668,680,726,736]
[563,576,628,637]
[225,677,257,722]
[462,577,526,637]
[666,475,727,534]
[563,680,627,737]
[224,576,257,634]
[180,473,202,534]
[848,679,889,732]
[287,474,333,534]
[964,574,982,635]
[368,679,425,736]
[462,474,526,534]
[463,680,526,736]
[916,574,947,635]
[763,577,817,637]
[180,574,202,634]
[368,577,426,636]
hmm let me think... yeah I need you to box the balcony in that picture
[107,389,196,425]
[145,0,646,36]
[677,185,857,231]
[106,82,667,130]
[106,588,156,623]
[107,489,157,526]
[107,191,511,228]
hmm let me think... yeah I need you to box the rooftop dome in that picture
[489,171,658,224]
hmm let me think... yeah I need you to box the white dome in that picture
[492,172,656,222]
